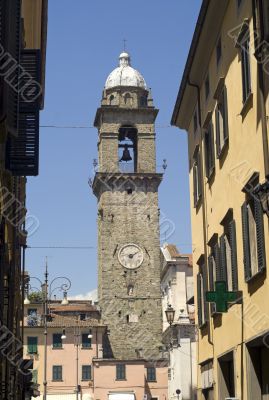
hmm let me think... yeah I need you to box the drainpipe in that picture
[187,78,213,347]
[253,0,269,178]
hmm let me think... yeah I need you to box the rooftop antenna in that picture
[123,39,127,52]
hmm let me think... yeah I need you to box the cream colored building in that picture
[172,0,269,399]
[161,244,197,400]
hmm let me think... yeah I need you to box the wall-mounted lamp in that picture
[61,329,67,340]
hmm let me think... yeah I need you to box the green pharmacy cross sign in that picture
[206,281,241,313]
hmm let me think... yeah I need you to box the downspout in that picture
[253,0,269,178]
[187,79,215,399]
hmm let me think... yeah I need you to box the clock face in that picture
[118,243,144,270]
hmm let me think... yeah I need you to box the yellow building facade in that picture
[172,0,269,399]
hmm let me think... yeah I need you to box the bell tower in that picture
[93,52,163,359]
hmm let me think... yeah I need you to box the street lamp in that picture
[24,259,71,400]
[165,304,175,326]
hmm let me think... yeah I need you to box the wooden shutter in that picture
[197,274,202,327]
[205,131,210,179]
[213,243,221,281]
[203,266,209,323]
[6,50,41,176]
[220,234,228,285]
[197,151,202,199]
[262,0,269,40]
[210,122,215,173]
[6,0,21,136]
[223,86,229,142]
[254,198,266,271]
[215,108,220,158]
[193,162,197,206]
[229,220,238,290]
[241,202,251,281]
[208,255,216,314]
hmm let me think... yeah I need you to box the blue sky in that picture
[26,0,201,297]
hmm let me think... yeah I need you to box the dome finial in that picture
[119,51,131,67]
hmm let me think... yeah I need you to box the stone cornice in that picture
[94,107,159,128]
[92,172,163,198]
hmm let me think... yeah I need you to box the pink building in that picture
[23,300,168,400]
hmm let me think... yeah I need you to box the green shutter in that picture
[223,86,229,142]
[27,337,37,354]
[220,234,228,285]
[241,202,251,281]
[229,220,239,290]
[197,274,202,327]
[254,198,266,271]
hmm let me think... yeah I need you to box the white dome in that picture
[105,52,147,89]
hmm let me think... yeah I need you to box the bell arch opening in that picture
[118,125,137,173]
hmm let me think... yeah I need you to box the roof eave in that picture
[171,0,210,129]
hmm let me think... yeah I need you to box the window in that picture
[82,365,92,381]
[205,75,210,100]
[197,257,208,327]
[109,95,117,105]
[239,25,251,103]
[82,333,92,349]
[140,96,147,107]
[218,352,235,398]
[193,148,202,207]
[27,337,38,354]
[204,121,215,179]
[52,333,63,349]
[220,218,238,292]
[215,86,229,158]
[242,196,266,281]
[216,37,222,65]
[27,308,37,316]
[147,367,156,382]
[124,93,133,106]
[116,364,126,380]
[52,366,62,381]
[80,313,86,321]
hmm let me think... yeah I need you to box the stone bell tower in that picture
[92,52,163,360]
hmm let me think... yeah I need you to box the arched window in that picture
[140,96,147,107]
[109,94,117,105]
[118,125,137,173]
[124,93,133,106]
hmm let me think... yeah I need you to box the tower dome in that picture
[105,52,147,89]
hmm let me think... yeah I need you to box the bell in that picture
[120,145,132,162]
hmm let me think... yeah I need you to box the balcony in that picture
[26,314,42,327]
